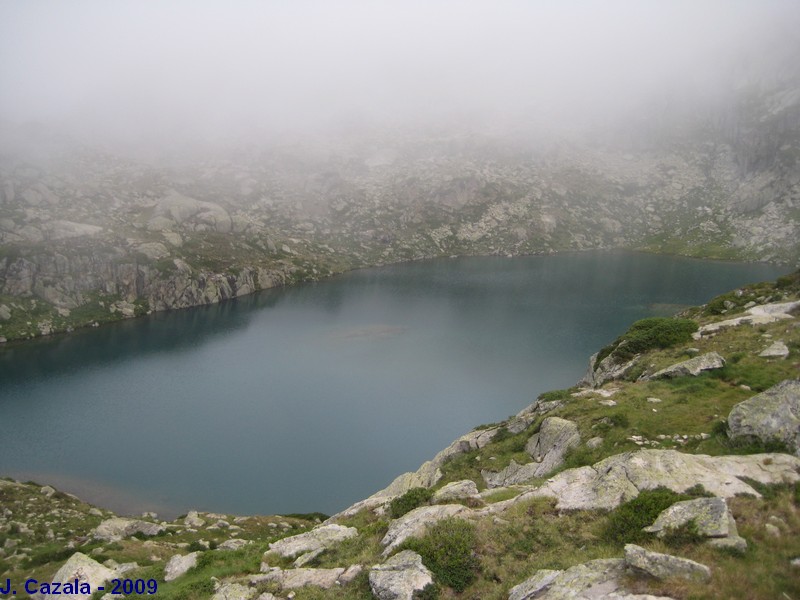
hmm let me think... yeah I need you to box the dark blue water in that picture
[0,252,788,517]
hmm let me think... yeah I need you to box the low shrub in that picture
[401,518,480,592]
[596,317,698,365]
[600,487,688,545]
[389,487,434,519]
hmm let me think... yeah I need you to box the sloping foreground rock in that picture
[483,417,580,487]
[727,379,800,455]
[624,544,711,582]
[642,352,725,380]
[520,449,800,511]
[267,523,357,558]
[381,504,469,555]
[370,550,434,600]
[507,558,676,600]
[92,517,165,541]
[32,552,115,600]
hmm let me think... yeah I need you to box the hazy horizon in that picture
[2,0,799,153]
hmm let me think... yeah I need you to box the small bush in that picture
[389,487,434,519]
[600,487,688,545]
[401,518,480,592]
[413,583,441,599]
[538,389,573,403]
[662,520,705,548]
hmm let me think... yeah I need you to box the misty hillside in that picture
[1,1,799,342]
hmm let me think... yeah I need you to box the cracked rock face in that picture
[483,417,580,487]
[727,379,800,455]
[164,551,199,581]
[369,550,434,600]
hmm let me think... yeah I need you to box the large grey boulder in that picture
[624,544,711,582]
[431,479,479,503]
[728,380,800,455]
[369,550,434,600]
[526,418,581,472]
[643,352,725,380]
[267,523,357,558]
[34,552,115,600]
[164,551,199,581]
[644,497,737,538]
[92,517,165,541]
[381,504,470,555]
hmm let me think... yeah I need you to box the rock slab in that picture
[727,379,800,455]
[370,550,434,600]
[624,544,711,582]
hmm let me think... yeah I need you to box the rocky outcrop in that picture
[369,550,434,600]
[759,340,790,358]
[431,479,479,503]
[92,517,165,541]
[642,352,725,380]
[506,558,671,600]
[267,523,357,558]
[164,552,199,581]
[257,566,347,589]
[482,418,580,487]
[693,301,800,338]
[727,380,800,455]
[624,544,711,582]
[643,497,747,550]
[358,426,500,505]
[524,450,800,511]
[580,352,641,388]
[380,504,469,555]
[211,582,255,600]
[525,417,581,472]
[34,552,116,600]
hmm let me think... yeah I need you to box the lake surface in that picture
[0,252,788,518]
